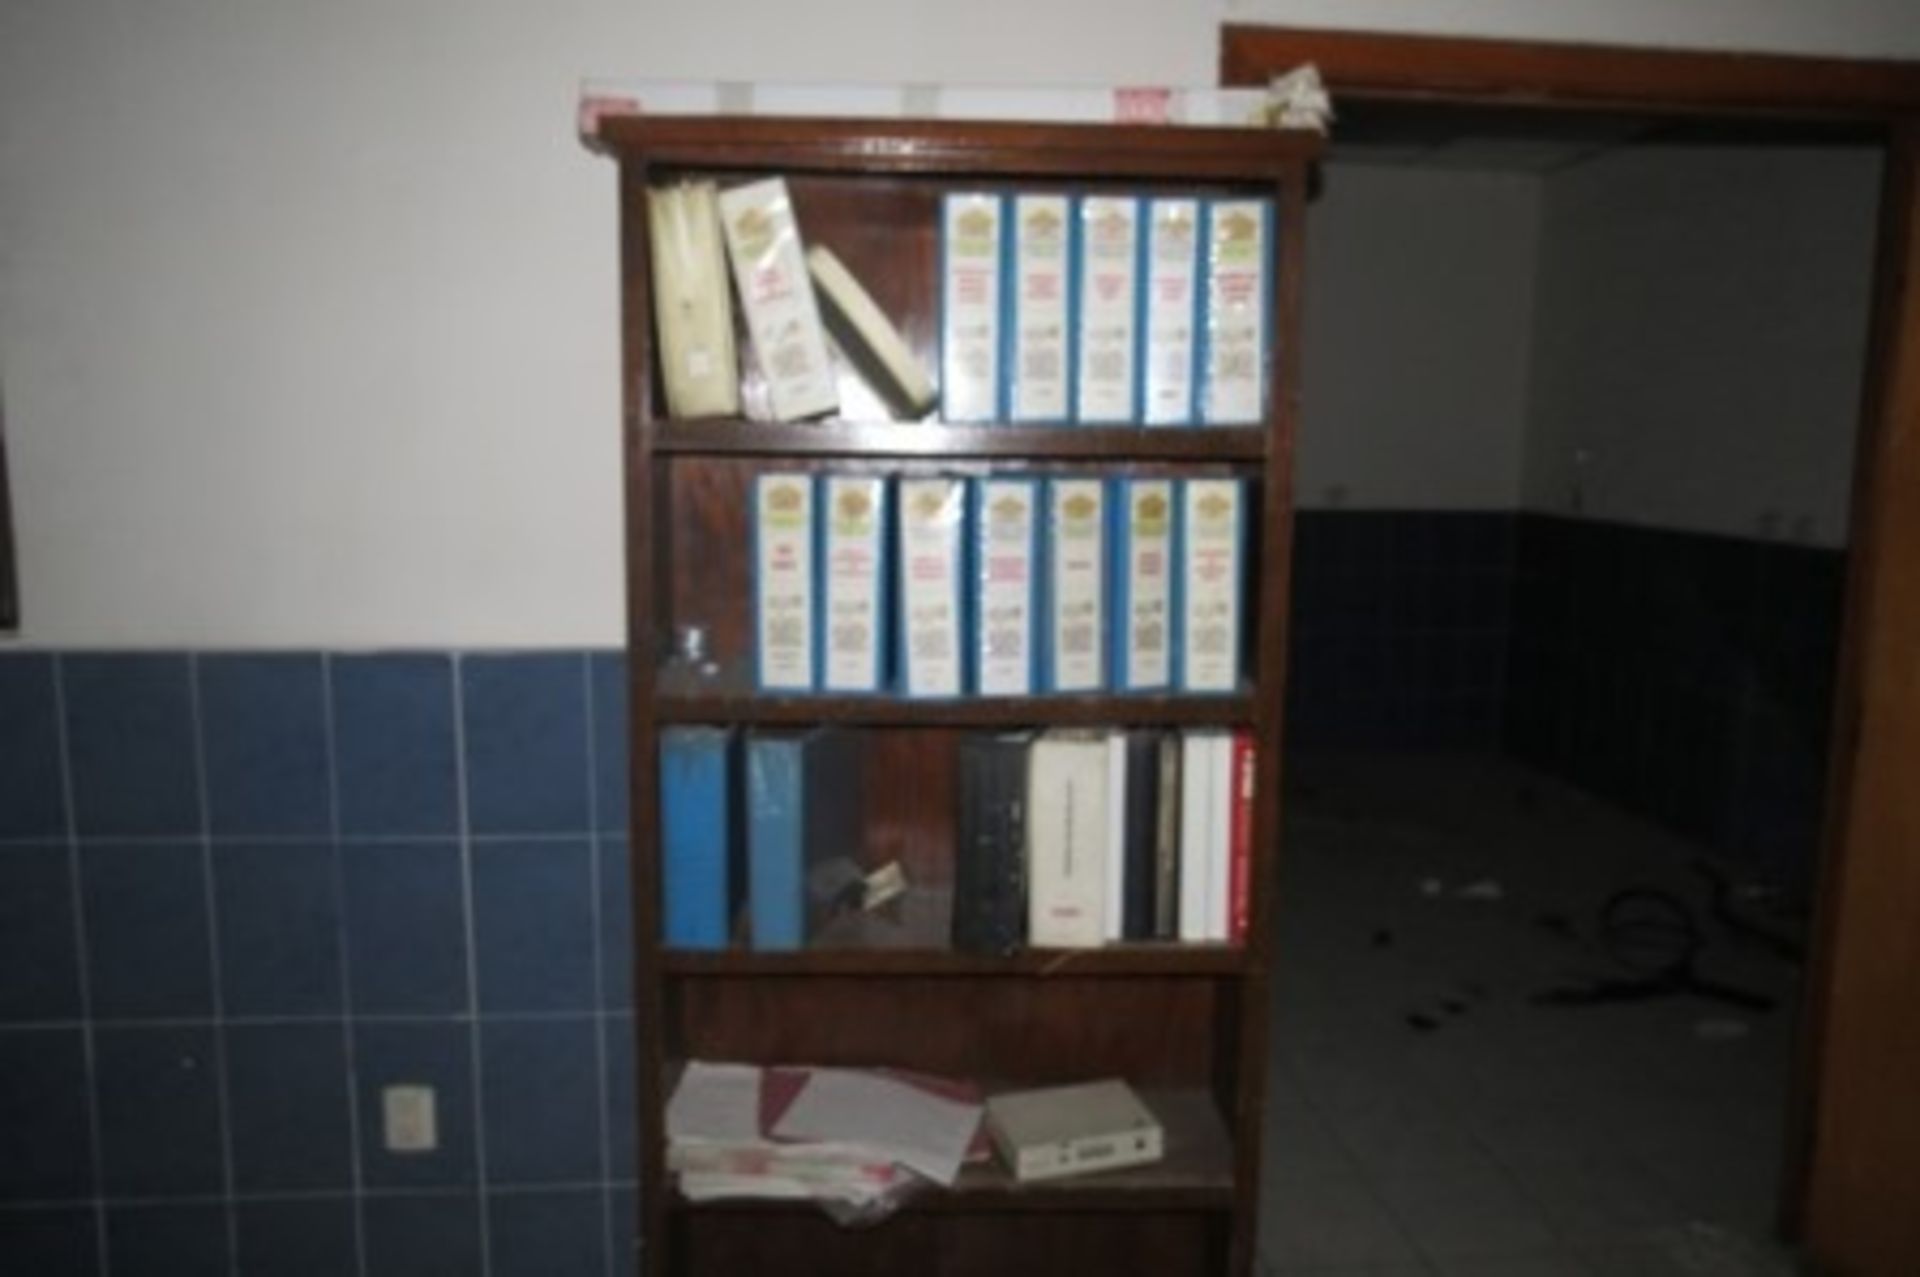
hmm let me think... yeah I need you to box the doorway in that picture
[1228,24,1920,1267]
[1258,101,1879,1274]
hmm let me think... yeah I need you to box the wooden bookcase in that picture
[591,114,1319,1277]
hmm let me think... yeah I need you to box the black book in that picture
[1153,730,1181,940]
[1122,732,1161,941]
[954,732,1031,955]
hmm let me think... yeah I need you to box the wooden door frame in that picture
[0,387,15,632]
[1224,24,1920,1273]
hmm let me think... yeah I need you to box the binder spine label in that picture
[1073,197,1142,424]
[818,476,887,693]
[718,178,838,421]
[1046,479,1107,693]
[940,195,1005,422]
[974,478,1040,697]
[753,474,817,692]
[1142,199,1202,426]
[1200,198,1272,425]
[1178,479,1245,694]
[1007,195,1074,422]
[897,478,967,698]
[1114,479,1174,692]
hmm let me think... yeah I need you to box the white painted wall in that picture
[1523,145,1883,548]
[3,0,1915,646]
[1301,163,1539,511]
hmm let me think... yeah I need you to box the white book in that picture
[895,478,966,698]
[1200,199,1272,425]
[806,246,935,418]
[1044,479,1107,693]
[1206,732,1234,942]
[719,178,839,421]
[985,1079,1163,1183]
[1105,733,1127,943]
[972,477,1040,697]
[1007,194,1074,422]
[1177,731,1216,942]
[1027,731,1109,948]
[818,476,887,693]
[752,474,817,692]
[1111,479,1174,693]
[647,182,740,419]
[1073,196,1143,423]
[1141,198,1202,426]
[940,194,1004,422]
[1177,479,1246,695]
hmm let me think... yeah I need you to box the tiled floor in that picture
[1261,756,1808,1277]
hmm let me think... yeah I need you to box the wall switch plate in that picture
[382,1084,438,1153]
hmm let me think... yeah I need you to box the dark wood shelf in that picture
[652,420,1267,462]
[670,1086,1233,1214]
[592,114,1323,179]
[664,945,1246,978]
[652,664,1258,727]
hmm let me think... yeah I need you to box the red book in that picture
[1228,731,1256,945]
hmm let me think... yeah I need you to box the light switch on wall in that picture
[382,1084,438,1153]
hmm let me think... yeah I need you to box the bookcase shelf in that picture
[654,420,1268,462]
[654,665,1259,728]
[663,945,1248,978]
[596,113,1316,1277]
[672,1086,1234,1214]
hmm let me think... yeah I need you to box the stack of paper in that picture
[665,1061,985,1207]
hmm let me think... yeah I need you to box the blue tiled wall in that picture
[1506,514,1845,889]
[0,652,637,1277]
[1286,511,1516,751]
[0,515,1845,1274]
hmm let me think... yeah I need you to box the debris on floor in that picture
[1641,1222,1803,1275]
[1695,1018,1753,1042]
[1533,881,1779,1012]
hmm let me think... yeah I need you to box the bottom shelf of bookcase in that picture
[666,1086,1234,1214]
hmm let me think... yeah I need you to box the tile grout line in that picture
[0,831,607,849]
[186,655,242,1276]
[0,1010,628,1033]
[450,653,494,1275]
[580,653,617,1277]
[0,1181,629,1211]
[49,655,112,1274]
[320,655,372,1277]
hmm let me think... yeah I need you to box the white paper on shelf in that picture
[771,1067,982,1187]
[666,1062,764,1145]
